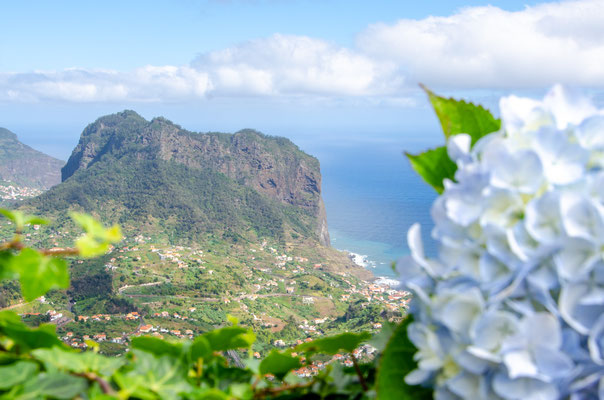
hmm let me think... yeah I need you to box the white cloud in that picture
[194,34,401,96]
[2,0,604,103]
[0,67,212,103]
[357,0,604,88]
[0,35,400,103]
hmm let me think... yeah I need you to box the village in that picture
[1,217,410,374]
[0,181,42,201]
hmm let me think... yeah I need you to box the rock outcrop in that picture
[55,110,329,245]
[0,127,64,189]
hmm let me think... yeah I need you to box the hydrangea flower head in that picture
[398,85,604,399]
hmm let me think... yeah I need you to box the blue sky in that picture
[1,0,602,158]
[2,0,549,71]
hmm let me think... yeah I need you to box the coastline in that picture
[343,250,400,287]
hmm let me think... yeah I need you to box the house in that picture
[139,324,153,333]
[93,333,107,342]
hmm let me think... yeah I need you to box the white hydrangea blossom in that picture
[397,85,604,400]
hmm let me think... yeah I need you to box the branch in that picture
[74,372,116,395]
[0,239,79,257]
[253,380,315,399]
[350,353,369,392]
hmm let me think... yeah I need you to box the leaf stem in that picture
[74,372,116,395]
[0,239,79,257]
[350,353,368,392]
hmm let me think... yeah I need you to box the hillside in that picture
[27,111,330,245]
[0,127,64,189]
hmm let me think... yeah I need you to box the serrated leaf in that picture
[132,336,184,358]
[76,235,110,257]
[191,336,212,361]
[122,350,192,399]
[23,216,48,226]
[259,350,301,380]
[105,225,122,242]
[295,332,371,356]
[71,213,122,258]
[0,251,16,280]
[0,210,46,231]
[33,346,125,376]
[70,212,105,235]
[0,208,15,222]
[22,372,88,399]
[11,248,69,301]
[0,361,39,389]
[201,326,255,352]
[406,146,457,194]
[189,388,231,400]
[0,310,64,350]
[422,84,500,145]
[376,317,433,400]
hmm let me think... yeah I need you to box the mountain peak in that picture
[53,111,330,246]
[0,127,63,189]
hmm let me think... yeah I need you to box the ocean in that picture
[303,134,440,280]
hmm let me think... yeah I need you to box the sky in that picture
[1,0,603,159]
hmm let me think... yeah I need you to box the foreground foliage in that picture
[401,86,604,399]
[0,209,422,399]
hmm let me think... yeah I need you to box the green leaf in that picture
[406,146,457,194]
[188,388,230,400]
[23,217,48,226]
[70,212,106,236]
[295,332,371,356]
[0,251,16,281]
[422,84,500,145]
[259,350,301,380]
[131,336,185,359]
[75,235,110,257]
[71,212,122,257]
[201,326,256,352]
[376,317,433,400]
[11,248,69,301]
[191,336,212,361]
[0,208,15,222]
[0,361,39,389]
[119,350,192,399]
[16,372,88,399]
[368,321,396,352]
[33,347,125,376]
[0,209,47,231]
[0,310,64,350]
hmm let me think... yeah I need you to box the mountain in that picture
[0,127,64,189]
[28,110,330,245]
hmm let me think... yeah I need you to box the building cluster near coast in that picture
[0,181,42,201]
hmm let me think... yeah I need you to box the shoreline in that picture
[343,250,399,287]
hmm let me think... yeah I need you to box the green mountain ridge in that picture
[0,127,64,189]
[27,110,330,246]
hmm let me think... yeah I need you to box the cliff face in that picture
[0,127,64,189]
[59,111,330,246]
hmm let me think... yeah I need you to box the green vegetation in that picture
[0,127,63,189]
[0,210,415,398]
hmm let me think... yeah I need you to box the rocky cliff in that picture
[41,111,329,245]
[0,127,64,189]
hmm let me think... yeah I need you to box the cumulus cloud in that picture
[193,34,401,96]
[2,0,604,103]
[358,0,604,88]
